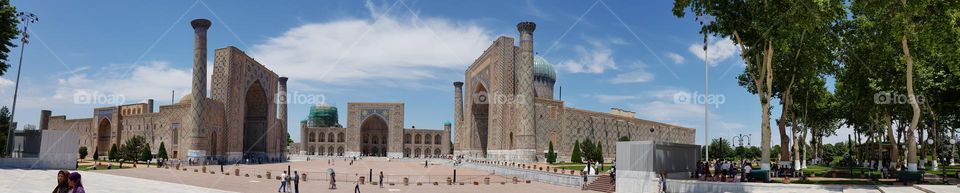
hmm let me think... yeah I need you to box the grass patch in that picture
[78,164,133,171]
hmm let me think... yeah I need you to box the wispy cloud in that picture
[557,39,618,74]
[666,52,685,64]
[688,37,737,66]
[609,61,654,84]
[252,1,493,89]
[589,94,638,104]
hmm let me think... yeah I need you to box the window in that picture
[328,132,335,142]
[424,134,432,145]
[319,132,325,142]
[338,132,345,142]
[435,135,442,145]
[415,134,421,144]
[309,132,316,142]
[404,134,411,144]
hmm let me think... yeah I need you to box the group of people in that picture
[695,160,754,182]
[52,170,84,193]
[277,170,301,193]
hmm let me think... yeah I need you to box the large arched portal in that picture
[472,83,489,157]
[360,115,388,156]
[243,81,268,158]
[96,118,111,156]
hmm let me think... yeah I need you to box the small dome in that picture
[534,55,556,81]
[444,121,452,126]
[178,93,192,104]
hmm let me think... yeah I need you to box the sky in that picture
[0,0,854,145]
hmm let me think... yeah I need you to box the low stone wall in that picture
[458,162,596,187]
[664,179,875,193]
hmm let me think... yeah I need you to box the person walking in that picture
[278,171,288,192]
[609,166,616,184]
[378,171,384,188]
[293,171,300,193]
[67,172,85,193]
[330,171,337,189]
[53,170,70,193]
[581,170,588,190]
[354,174,361,193]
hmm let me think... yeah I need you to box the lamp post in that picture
[733,134,752,147]
[5,12,38,157]
[928,138,937,171]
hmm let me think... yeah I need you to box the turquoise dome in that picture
[534,55,556,81]
[305,103,339,127]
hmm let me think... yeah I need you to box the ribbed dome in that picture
[178,93,192,104]
[306,103,339,127]
[534,55,556,81]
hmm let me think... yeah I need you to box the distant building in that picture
[453,21,696,162]
[299,103,450,158]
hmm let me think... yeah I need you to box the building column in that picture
[188,18,211,161]
[515,21,537,162]
[278,77,289,156]
[453,81,464,153]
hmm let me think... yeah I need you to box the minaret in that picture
[189,18,211,159]
[278,77,289,155]
[453,81,464,152]
[515,21,537,162]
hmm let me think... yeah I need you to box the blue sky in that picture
[1,0,851,145]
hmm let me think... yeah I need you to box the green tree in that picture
[139,143,152,164]
[122,136,146,165]
[571,140,582,163]
[0,0,21,76]
[580,139,595,162]
[157,142,168,163]
[92,148,99,161]
[78,146,88,160]
[0,106,10,157]
[674,0,844,169]
[108,144,118,162]
[595,142,603,162]
[709,138,733,160]
[546,141,556,164]
[618,136,630,142]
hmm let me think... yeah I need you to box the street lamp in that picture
[5,12,38,157]
[732,134,751,147]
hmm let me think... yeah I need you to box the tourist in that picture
[425,160,428,168]
[743,163,753,182]
[609,166,616,184]
[379,171,384,188]
[330,171,337,189]
[278,171,288,193]
[658,171,667,193]
[720,160,729,182]
[354,174,361,193]
[581,170,588,190]
[67,172,84,193]
[293,171,300,193]
[107,162,112,169]
[53,170,70,193]
[713,160,721,181]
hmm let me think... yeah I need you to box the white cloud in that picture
[251,5,493,87]
[0,77,13,88]
[557,40,618,74]
[591,94,638,104]
[688,38,738,66]
[667,52,685,64]
[610,61,654,84]
[52,61,193,105]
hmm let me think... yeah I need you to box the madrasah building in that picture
[40,19,288,163]
[452,21,696,163]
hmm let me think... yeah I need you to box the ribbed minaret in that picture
[189,18,211,160]
[278,77,289,155]
[453,81,464,152]
[515,21,537,162]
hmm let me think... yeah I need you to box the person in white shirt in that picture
[743,163,752,182]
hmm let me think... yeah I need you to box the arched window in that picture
[435,135,442,145]
[328,146,334,156]
[309,132,316,142]
[319,132,326,142]
[404,148,411,157]
[337,146,344,156]
[414,148,421,157]
[363,134,369,143]
[328,132,335,142]
[338,132,345,142]
[415,134,421,144]
[318,145,325,155]
[309,145,315,155]
[424,134,432,145]
[404,134,411,144]
[434,148,441,156]
[372,134,378,144]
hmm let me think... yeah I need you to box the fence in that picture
[458,162,598,187]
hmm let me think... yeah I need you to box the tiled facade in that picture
[453,22,696,163]
[42,19,287,163]
[299,103,450,158]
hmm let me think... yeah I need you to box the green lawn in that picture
[78,164,133,171]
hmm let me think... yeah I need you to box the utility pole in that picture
[5,12,38,157]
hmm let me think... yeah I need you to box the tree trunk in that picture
[734,32,775,170]
[792,109,800,168]
[885,111,900,170]
[902,34,921,172]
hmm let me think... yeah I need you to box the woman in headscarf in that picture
[67,172,85,193]
[52,170,70,193]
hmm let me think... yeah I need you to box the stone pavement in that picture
[876,186,926,193]
[0,169,234,193]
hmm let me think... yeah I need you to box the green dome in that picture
[444,121,452,126]
[305,103,339,127]
[534,55,556,81]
